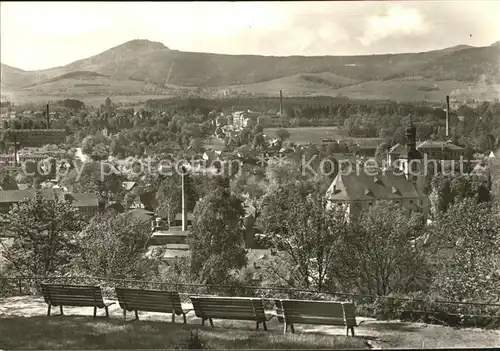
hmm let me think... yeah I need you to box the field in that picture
[0,90,178,107]
[264,126,383,145]
[4,76,499,107]
[222,77,500,102]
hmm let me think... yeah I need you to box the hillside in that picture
[1,39,499,102]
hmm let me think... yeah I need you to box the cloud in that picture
[358,5,431,46]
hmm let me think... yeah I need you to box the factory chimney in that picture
[445,95,450,138]
[279,90,283,116]
[46,104,50,129]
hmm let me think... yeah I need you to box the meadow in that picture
[264,126,383,145]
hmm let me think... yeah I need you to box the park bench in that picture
[40,283,114,318]
[189,295,273,330]
[276,299,358,336]
[115,287,192,323]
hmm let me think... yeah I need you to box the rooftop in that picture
[325,169,423,202]
[417,141,465,151]
[0,188,56,204]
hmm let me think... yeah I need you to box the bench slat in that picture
[190,296,267,325]
[41,284,109,315]
[279,299,358,331]
[115,288,186,319]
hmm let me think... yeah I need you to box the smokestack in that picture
[445,95,450,138]
[181,166,187,232]
[279,90,283,116]
[46,104,50,129]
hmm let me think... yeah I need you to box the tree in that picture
[71,213,164,280]
[0,193,86,276]
[335,201,429,296]
[427,199,500,301]
[265,157,304,190]
[156,171,199,221]
[260,183,349,290]
[61,161,123,204]
[275,128,291,142]
[430,174,491,217]
[81,134,111,161]
[189,138,205,154]
[252,133,266,149]
[375,141,389,166]
[0,166,18,190]
[188,176,247,284]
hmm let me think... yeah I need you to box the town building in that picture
[325,168,427,218]
[389,140,465,163]
[416,140,465,161]
[327,122,428,218]
[61,192,100,217]
[232,110,261,128]
[0,188,99,217]
[0,188,56,213]
[5,129,66,147]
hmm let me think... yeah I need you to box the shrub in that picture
[173,330,209,350]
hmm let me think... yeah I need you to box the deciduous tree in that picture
[0,193,86,276]
[189,176,247,284]
[71,213,164,279]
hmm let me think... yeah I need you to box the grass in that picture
[264,126,383,145]
[0,316,368,350]
[1,297,499,349]
[364,321,500,349]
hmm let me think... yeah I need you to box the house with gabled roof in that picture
[328,121,429,219]
[325,167,427,219]
[61,192,99,217]
[0,188,56,213]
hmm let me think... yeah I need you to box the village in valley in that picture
[1,2,500,350]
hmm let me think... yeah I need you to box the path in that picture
[1,296,499,349]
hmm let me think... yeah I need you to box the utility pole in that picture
[445,95,450,139]
[181,164,188,232]
[13,132,18,167]
[46,104,50,129]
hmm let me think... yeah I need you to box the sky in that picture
[1,1,500,71]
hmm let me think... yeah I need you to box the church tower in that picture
[405,119,425,192]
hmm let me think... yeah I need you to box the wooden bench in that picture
[115,287,192,323]
[190,296,273,330]
[40,283,115,318]
[277,299,358,336]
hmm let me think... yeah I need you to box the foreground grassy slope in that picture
[0,316,367,350]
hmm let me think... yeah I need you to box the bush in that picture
[173,330,209,350]
[354,291,500,328]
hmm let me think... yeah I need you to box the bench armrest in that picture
[104,302,116,307]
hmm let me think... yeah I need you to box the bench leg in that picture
[350,327,355,337]
[94,306,97,319]
[134,310,139,321]
[123,310,127,321]
[182,313,187,324]
[105,306,110,318]
[202,318,205,327]
[256,321,259,330]
[59,306,64,316]
[47,305,51,316]
[263,321,268,331]
[209,318,214,327]
[171,312,176,323]
[290,323,295,334]
[284,321,288,333]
